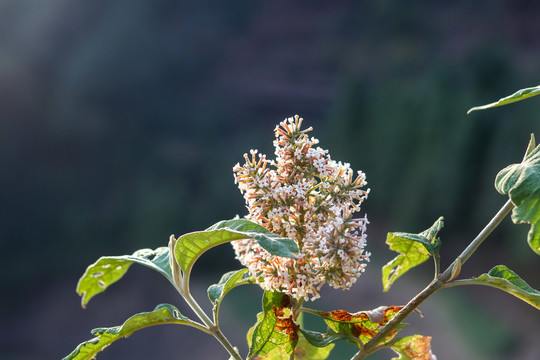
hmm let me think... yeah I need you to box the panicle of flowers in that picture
[232,115,370,300]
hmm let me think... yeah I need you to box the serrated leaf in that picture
[382,218,444,291]
[495,141,540,255]
[467,85,540,114]
[63,304,197,360]
[248,291,298,358]
[174,219,297,279]
[391,335,437,360]
[77,247,173,308]
[261,332,335,360]
[314,306,405,346]
[465,265,540,309]
[207,269,254,318]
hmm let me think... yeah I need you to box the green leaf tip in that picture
[524,134,536,160]
[63,304,196,360]
[495,139,540,255]
[465,265,540,310]
[382,217,444,291]
[467,85,540,114]
[77,247,173,308]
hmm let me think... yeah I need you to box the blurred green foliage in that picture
[2,0,540,303]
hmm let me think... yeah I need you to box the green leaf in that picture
[300,328,352,348]
[77,247,173,308]
[207,269,254,318]
[261,332,335,360]
[495,140,540,254]
[467,85,540,114]
[464,265,540,309]
[382,218,444,291]
[248,291,298,358]
[174,219,297,279]
[63,304,198,360]
[313,306,405,346]
[390,335,436,360]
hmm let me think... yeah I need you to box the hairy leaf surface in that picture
[63,304,197,360]
[207,268,254,318]
[382,218,444,291]
[77,247,172,307]
[174,219,297,279]
[495,139,540,255]
[464,265,540,309]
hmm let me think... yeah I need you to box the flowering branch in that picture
[65,101,540,360]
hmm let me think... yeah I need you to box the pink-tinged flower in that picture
[232,115,370,300]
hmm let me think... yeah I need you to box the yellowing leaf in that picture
[382,218,444,291]
[313,305,405,346]
[260,333,334,360]
[391,335,437,360]
[248,292,298,358]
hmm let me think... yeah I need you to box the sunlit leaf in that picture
[63,304,198,360]
[312,306,405,346]
[261,332,335,360]
[248,291,298,358]
[391,335,437,360]
[382,218,444,291]
[174,219,297,279]
[467,85,540,114]
[207,269,254,318]
[463,265,540,310]
[495,139,540,254]
[77,247,173,308]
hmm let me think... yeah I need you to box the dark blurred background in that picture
[1,1,540,359]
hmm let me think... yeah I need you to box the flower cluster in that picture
[232,115,370,300]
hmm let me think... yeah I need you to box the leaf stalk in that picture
[350,199,514,359]
[169,238,242,360]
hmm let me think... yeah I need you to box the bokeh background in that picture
[1,1,540,359]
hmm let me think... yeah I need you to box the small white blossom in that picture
[232,115,370,301]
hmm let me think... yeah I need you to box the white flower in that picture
[232,115,370,301]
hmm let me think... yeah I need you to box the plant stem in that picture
[182,287,243,360]
[442,278,488,288]
[350,199,514,360]
[169,240,242,360]
[350,278,443,360]
[450,199,514,268]
[432,254,441,281]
